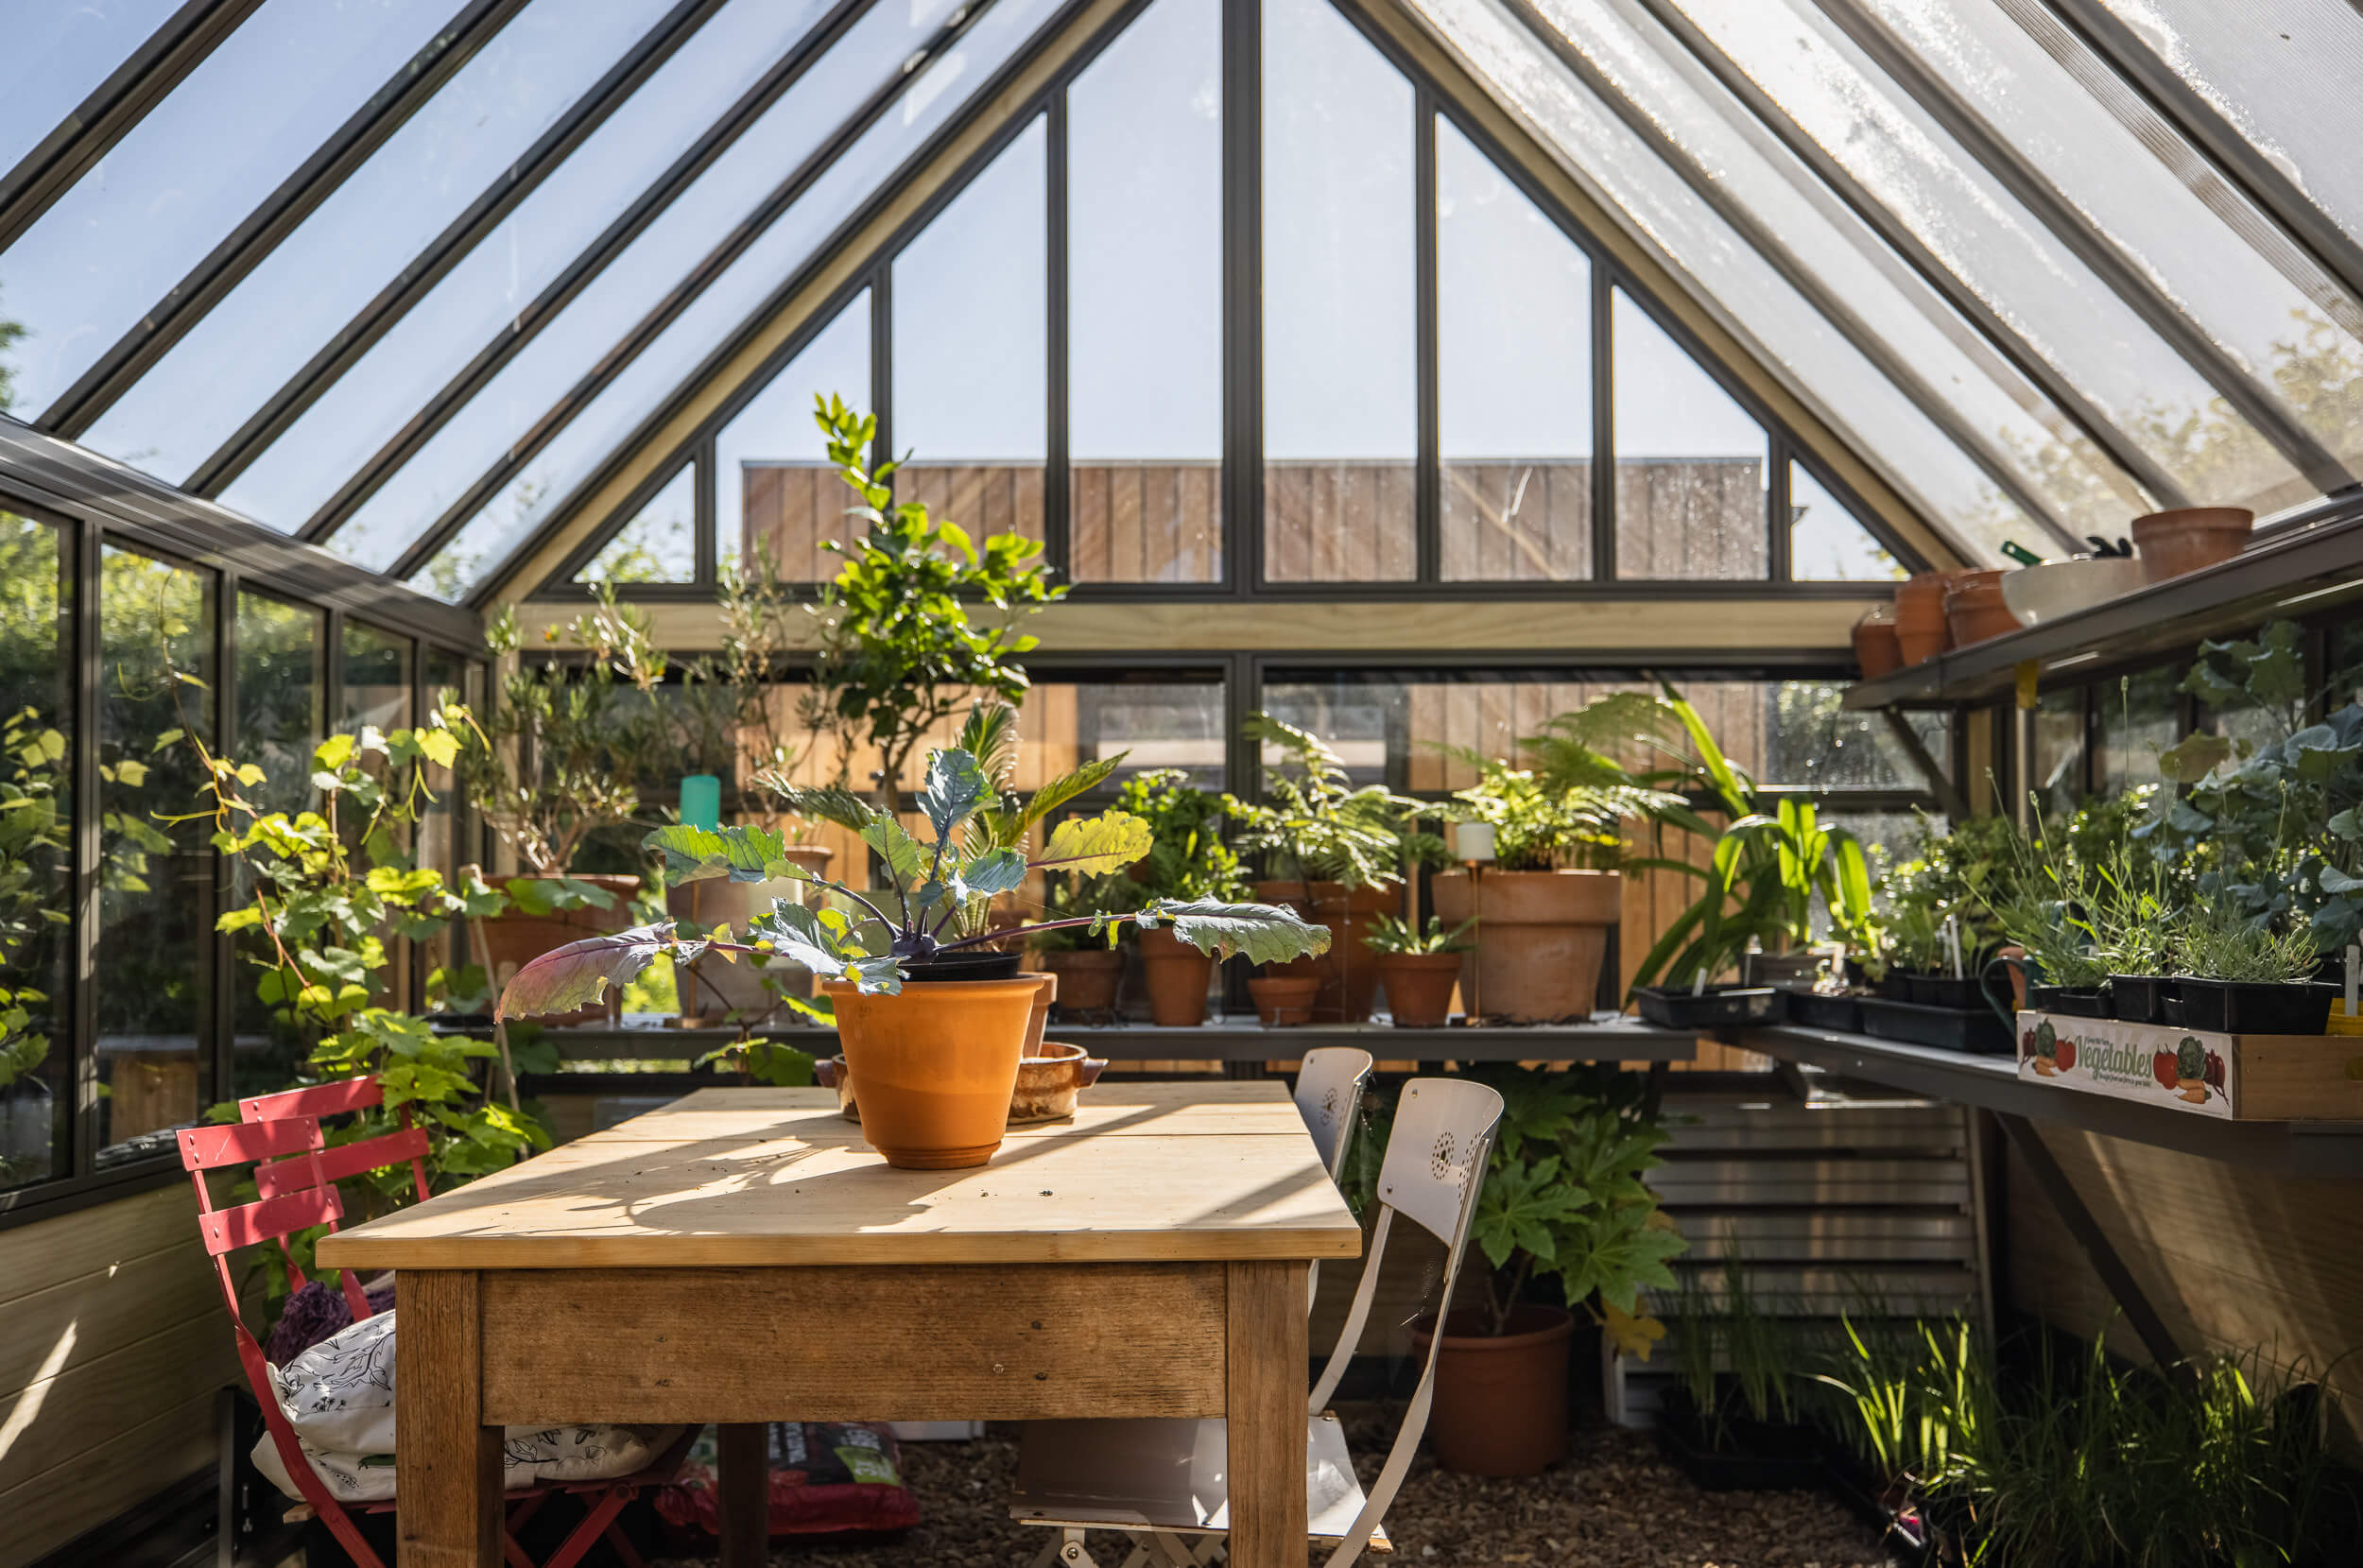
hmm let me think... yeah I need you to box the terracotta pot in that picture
[1021,972,1056,1055]
[1414,1304,1574,1476]
[481,873,641,1025]
[1429,870,1620,1024]
[1377,952,1464,1027]
[1248,974,1320,1027]
[1852,605,1903,680]
[1137,927,1215,1026]
[1893,572,1957,664]
[1251,880,1401,1023]
[1943,568,2021,646]
[1999,944,2027,1012]
[1038,947,1123,1015]
[2131,506,2252,583]
[821,975,1038,1169]
[822,1041,1108,1125]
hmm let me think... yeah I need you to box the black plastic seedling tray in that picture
[1633,985,1786,1029]
[1785,991,1864,1033]
[1858,997,2012,1055]
[2174,979,2336,1035]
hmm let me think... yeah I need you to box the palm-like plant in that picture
[1225,713,1444,890]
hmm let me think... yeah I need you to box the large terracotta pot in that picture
[1429,870,1621,1024]
[665,849,834,1022]
[1415,1304,1574,1476]
[1943,568,2020,646]
[1137,927,1215,1026]
[1377,952,1464,1027]
[2131,506,2252,582]
[1039,948,1123,1015]
[1893,572,1956,664]
[1852,605,1903,680]
[1021,972,1056,1055]
[482,873,641,1025]
[821,975,1038,1169]
[1251,880,1400,1023]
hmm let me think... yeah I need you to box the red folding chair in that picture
[199,1086,685,1568]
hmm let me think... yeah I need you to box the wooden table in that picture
[317,1083,1363,1567]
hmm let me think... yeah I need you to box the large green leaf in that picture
[746,902,903,993]
[859,818,932,887]
[954,846,1028,901]
[644,822,796,885]
[767,782,885,834]
[1014,754,1125,835]
[1143,898,1330,964]
[497,924,672,1023]
[919,748,989,840]
[1036,810,1153,876]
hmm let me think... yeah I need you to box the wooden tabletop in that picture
[319,1083,1363,1271]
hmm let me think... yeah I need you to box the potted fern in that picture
[496,743,1327,1168]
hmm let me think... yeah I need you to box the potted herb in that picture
[2172,902,2333,1034]
[1992,813,2112,1018]
[1656,1251,1820,1490]
[1362,914,1474,1027]
[1350,1066,1685,1476]
[1117,767,1250,1025]
[1431,694,1686,1023]
[1226,715,1444,1022]
[496,744,1327,1168]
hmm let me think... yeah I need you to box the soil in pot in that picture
[1251,880,1397,1023]
[1136,927,1215,1026]
[1038,948,1122,1017]
[1248,974,1319,1026]
[481,872,640,1025]
[1414,1304,1573,1476]
[1377,952,1463,1027]
[821,974,1038,1168]
[1430,870,1620,1024]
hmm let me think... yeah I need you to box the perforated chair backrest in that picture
[1293,1048,1373,1182]
[1304,1077,1501,1568]
[242,1076,432,1208]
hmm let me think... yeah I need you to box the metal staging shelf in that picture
[1841,499,2363,710]
[1735,1024,2363,1180]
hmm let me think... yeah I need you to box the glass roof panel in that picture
[0,0,185,172]
[2094,0,2363,253]
[216,0,850,534]
[413,0,1065,597]
[1407,0,2044,560]
[575,463,696,586]
[80,0,682,488]
[717,290,871,582]
[1662,0,2307,516]
[1790,459,1905,581]
[0,0,456,415]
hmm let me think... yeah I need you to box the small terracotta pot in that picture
[1377,952,1463,1027]
[1853,605,1903,680]
[1414,1304,1575,1476]
[1038,947,1123,1014]
[1943,568,2021,646]
[1251,880,1400,1023]
[1893,572,1957,664]
[1137,927,1215,1026]
[1248,974,1320,1027]
[1020,971,1056,1055]
[481,873,641,1025]
[2130,507,2252,582]
[821,975,1037,1168]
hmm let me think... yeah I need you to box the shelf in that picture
[1842,499,2363,710]
[1735,1025,2363,1179]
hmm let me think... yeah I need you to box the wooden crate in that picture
[2014,1011,2363,1121]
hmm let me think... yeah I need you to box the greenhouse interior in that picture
[7,0,2363,1565]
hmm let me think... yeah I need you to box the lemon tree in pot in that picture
[494,744,1329,1168]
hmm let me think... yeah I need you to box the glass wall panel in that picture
[419,645,468,1012]
[0,513,70,1191]
[1613,288,1767,577]
[722,295,871,583]
[0,0,183,171]
[1262,0,1415,582]
[217,0,872,533]
[892,119,1049,549]
[234,593,323,818]
[406,0,1064,598]
[579,465,697,585]
[2030,687,2086,819]
[1756,682,1947,791]
[1789,461,1904,581]
[0,0,454,415]
[95,545,213,1162]
[2096,666,2180,793]
[84,0,681,487]
[1437,118,1593,582]
[1068,0,1224,584]
[341,622,414,733]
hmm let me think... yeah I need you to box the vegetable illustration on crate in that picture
[2014,1011,2363,1122]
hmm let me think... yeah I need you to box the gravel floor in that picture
[650,1419,1900,1568]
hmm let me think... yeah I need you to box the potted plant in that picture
[1362,914,1474,1027]
[1225,715,1444,1023]
[1349,1066,1685,1476]
[494,743,1327,1168]
[1246,972,1319,1027]
[2172,902,2333,1034]
[1431,694,1686,1023]
[1121,767,1251,1026]
[1028,872,1137,1020]
[1656,1251,1820,1490]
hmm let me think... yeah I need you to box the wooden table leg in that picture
[397,1270,500,1567]
[716,1422,769,1568]
[1225,1261,1307,1568]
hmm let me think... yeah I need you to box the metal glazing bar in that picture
[871,264,894,480]
[1494,0,2080,555]
[1879,707,1968,819]
[184,0,740,498]
[301,0,886,546]
[1590,267,1614,579]
[1767,434,1792,580]
[1809,0,2353,496]
[386,0,1009,581]
[0,0,267,253]
[1224,0,1262,593]
[68,520,98,1181]
[1045,91,1072,580]
[1622,0,2195,512]
[2042,0,2363,315]
[1414,91,1440,584]
[42,0,534,438]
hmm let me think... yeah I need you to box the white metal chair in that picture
[1292,1046,1373,1314]
[1012,1077,1504,1568]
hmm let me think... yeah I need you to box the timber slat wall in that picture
[0,1186,237,1567]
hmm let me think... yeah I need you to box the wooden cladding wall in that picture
[1616,457,1768,580]
[1263,460,1416,582]
[1441,460,1592,581]
[1072,461,1221,583]
[0,1186,238,1567]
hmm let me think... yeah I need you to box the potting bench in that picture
[314,1083,1361,1568]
